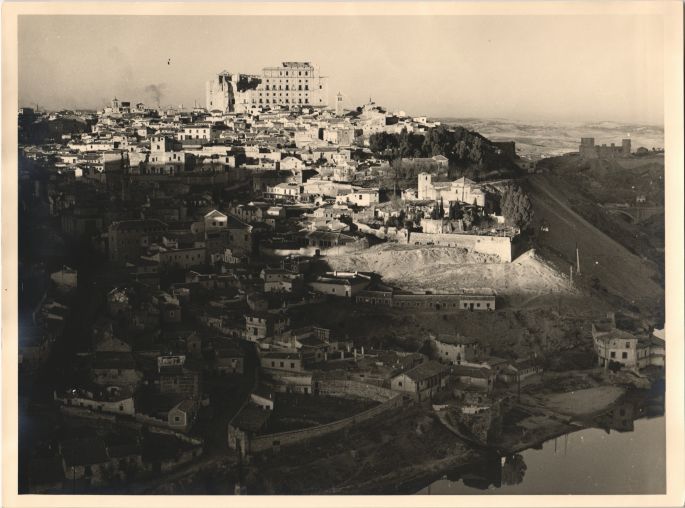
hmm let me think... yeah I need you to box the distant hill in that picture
[434,118,664,159]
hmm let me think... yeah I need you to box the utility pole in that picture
[570,265,573,286]
[576,243,581,275]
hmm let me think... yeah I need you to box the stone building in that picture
[417,173,486,207]
[206,62,328,113]
[579,137,631,159]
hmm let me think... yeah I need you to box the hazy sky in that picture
[18,15,664,124]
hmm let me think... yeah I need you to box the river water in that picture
[420,409,665,495]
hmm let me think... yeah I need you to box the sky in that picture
[18,15,664,124]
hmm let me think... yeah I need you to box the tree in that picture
[501,185,533,229]
[462,208,475,229]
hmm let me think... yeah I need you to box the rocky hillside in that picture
[326,244,574,298]
[368,125,520,181]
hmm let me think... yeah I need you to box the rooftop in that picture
[231,403,271,432]
[399,360,450,381]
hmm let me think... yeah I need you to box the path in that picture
[526,174,663,307]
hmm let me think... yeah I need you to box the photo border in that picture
[2,2,683,507]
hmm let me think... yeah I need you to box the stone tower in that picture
[621,138,631,156]
[418,173,433,200]
[335,92,343,116]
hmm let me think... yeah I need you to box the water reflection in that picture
[420,394,665,495]
[501,454,527,486]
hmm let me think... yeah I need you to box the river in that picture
[419,412,665,495]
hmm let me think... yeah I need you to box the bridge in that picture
[602,204,664,223]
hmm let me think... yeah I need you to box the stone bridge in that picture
[602,204,663,223]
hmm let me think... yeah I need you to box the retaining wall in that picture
[314,379,397,402]
[407,232,513,262]
[248,394,404,454]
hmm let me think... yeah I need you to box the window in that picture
[290,362,295,369]
[625,342,630,348]
[174,416,181,422]
[610,352,616,358]
[271,361,275,367]
[622,352,628,359]
[398,381,402,387]
[280,361,284,367]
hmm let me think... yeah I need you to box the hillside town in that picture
[18,61,666,495]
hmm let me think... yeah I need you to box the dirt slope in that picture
[526,174,663,315]
[326,243,573,297]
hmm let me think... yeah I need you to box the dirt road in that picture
[526,175,663,313]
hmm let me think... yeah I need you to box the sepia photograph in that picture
[2,1,684,506]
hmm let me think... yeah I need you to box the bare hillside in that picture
[326,244,573,296]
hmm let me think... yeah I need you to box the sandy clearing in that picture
[540,386,625,417]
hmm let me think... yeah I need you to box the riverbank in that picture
[147,374,663,495]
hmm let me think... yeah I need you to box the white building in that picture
[417,173,486,207]
[206,62,328,114]
[335,188,380,208]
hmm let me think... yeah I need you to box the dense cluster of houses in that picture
[18,67,663,491]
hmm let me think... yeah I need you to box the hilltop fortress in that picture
[579,137,631,159]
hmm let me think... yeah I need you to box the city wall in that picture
[407,231,514,262]
[248,394,404,454]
